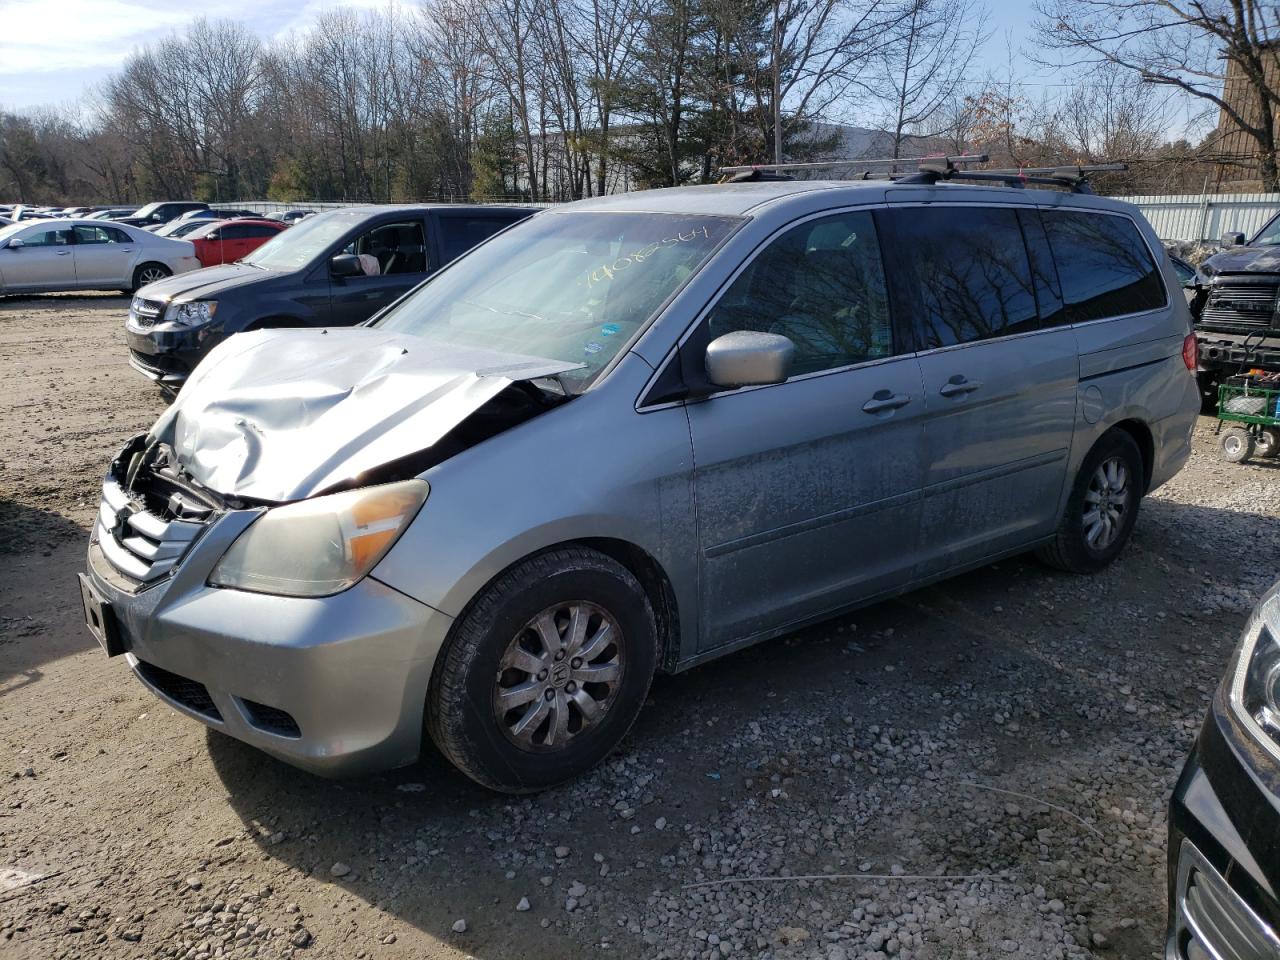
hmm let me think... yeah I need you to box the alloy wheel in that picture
[1082,456,1130,550]
[139,266,168,285]
[494,601,623,750]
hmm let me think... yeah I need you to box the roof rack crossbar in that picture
[899,160,1127,194]
[718,153,988,175]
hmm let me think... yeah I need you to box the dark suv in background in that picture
[117,201,210,229]
[1191,212,1280,400]
[126,204,537,392]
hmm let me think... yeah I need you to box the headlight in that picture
[164,300,217,326]
[209,479,428,597]
[1230,605,1280,753]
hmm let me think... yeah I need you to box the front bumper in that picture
[1166,693,1280,958]
[83,469,454,777]
[1196,328,1280,373]
[125,322,225,389]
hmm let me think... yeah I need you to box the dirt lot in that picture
[2,294,1279,960]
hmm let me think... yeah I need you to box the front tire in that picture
[131,262,171,291]
[1037,429,1143,574]
[1256,427,1280,459]
[1218,427,1254,463]
[426,547,657,793]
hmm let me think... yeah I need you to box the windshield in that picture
[373,211,736,386]
[1252,214,1280,246]
[241,211,364,271]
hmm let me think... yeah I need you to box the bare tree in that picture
[876,0,988,158]
[1034,0,1280,189]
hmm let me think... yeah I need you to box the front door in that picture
[327,219,431,326]
[879,204,1079,577]
[685,210,928,651]
[2,225,76,290]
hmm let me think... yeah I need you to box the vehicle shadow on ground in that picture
[206,496,1280,957]
[0,500,97,692]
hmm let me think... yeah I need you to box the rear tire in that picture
[1257,427,1280,459]
[1037,429,1143,574]
[426,547,657,793]
[131,262,170,292]
[1219,427,1254,464]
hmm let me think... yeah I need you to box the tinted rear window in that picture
[1041,210,1165,322]
[881,206,1038,349]
[438,215,522,263]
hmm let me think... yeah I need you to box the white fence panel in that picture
[1118,193,1280,243]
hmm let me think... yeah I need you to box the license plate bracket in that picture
[78,574,125,657]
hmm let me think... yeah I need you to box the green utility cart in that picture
[1216,378,1280,463]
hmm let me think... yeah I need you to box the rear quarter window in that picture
[1041,210,1165,323]
[438,215,521,263]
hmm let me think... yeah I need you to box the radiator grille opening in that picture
[135,660,221,721]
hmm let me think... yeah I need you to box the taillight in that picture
[1182,333,1197,371]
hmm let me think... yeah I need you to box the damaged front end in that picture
[89,434,237,594]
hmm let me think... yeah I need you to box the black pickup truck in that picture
[1191,212,1280,403]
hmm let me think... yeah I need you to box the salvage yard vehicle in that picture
[124,204,537,393]
[1190,212,1280,402]
[117,200,209,228]
[0,219,201,294]
[1166,579,1280,960]
[81,167,1200,792]
[185,218,288,268]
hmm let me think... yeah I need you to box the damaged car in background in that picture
[81,178,1199,792]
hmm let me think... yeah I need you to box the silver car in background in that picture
[80,180,1200,792]
[0,218,201,294]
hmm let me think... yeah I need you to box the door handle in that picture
[939,377,983,397]
[57,250,71,256]
[862,391,912,413]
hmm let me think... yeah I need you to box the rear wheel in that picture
[426,547,657,793]
[1037,429,1143,574]
[1219,427,1254,463]
[1257,427,1280,459]
[131,262,170,291]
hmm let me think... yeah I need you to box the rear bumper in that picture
[84,504,454,777]
[1165,694,1280,958]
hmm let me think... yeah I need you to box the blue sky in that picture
[0,0,1064,115]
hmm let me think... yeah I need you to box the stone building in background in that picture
[1211,45,1280,190]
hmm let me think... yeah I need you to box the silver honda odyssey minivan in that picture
[80,178,1200,792]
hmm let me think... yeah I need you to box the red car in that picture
[188,219,288,268]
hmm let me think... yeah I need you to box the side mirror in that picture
[6,238,23,250]
[705,331,794,388]
[1221,231,1246,248]
[330,254,364,278]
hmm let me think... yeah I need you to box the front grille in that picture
[94,477,207,586]
[240,699,302,738]
[1202,284,1279,328]
[129,297,164,329]
[129,349,186,377]
[135,660,221,721]
[1174,839,1280,960]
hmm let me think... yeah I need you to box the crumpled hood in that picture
[1201,246,1280,278]
[137,262,282,301]
[148,328,579,502]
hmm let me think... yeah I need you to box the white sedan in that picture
[0,219,202,294]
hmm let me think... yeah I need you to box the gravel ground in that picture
[3,294,1279,960]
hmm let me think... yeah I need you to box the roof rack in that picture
[897,159,1128,194]
[718,154,988,180]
